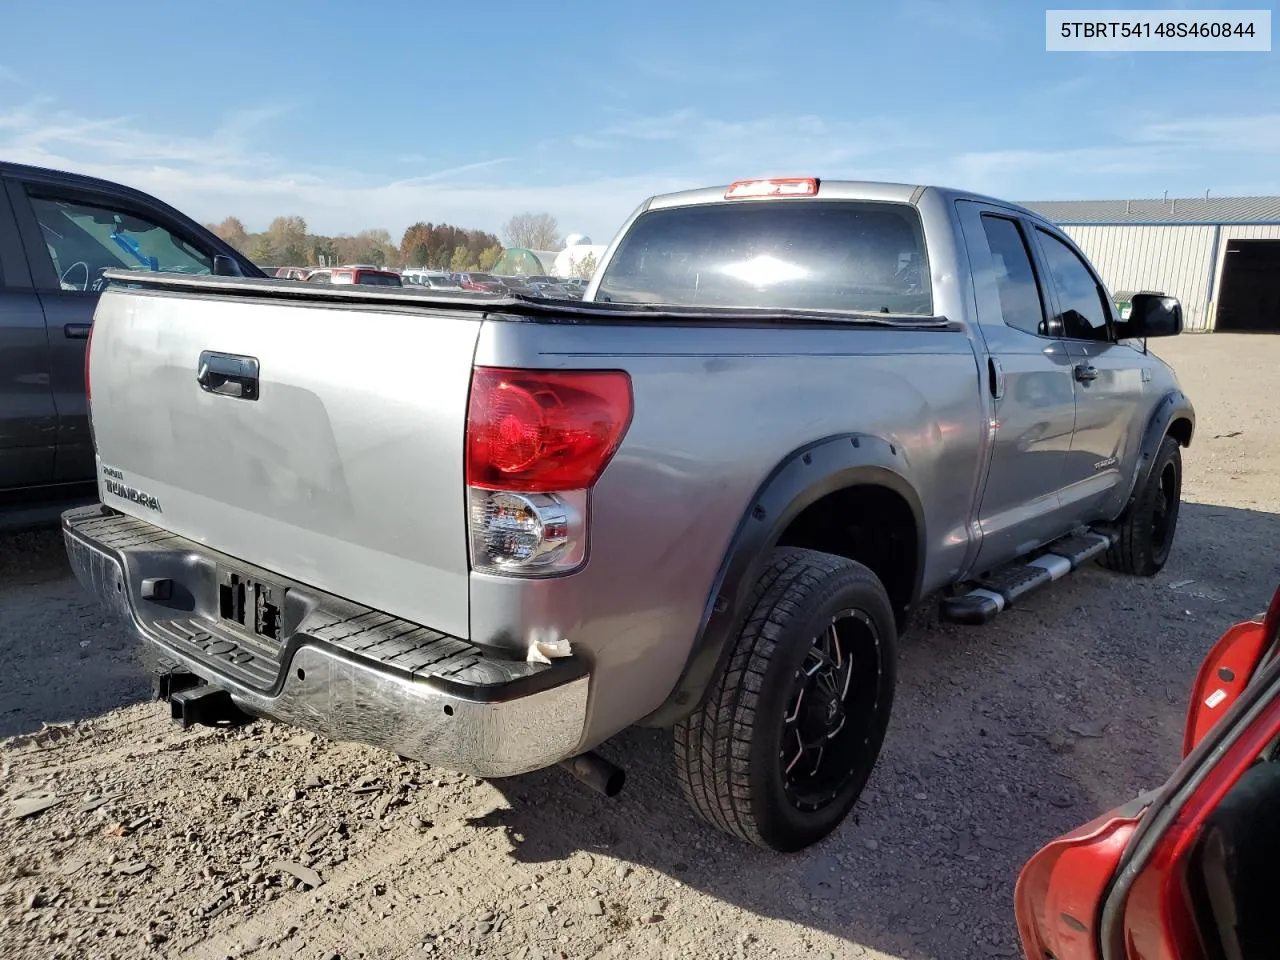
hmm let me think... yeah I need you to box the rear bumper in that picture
[61,505,589,777]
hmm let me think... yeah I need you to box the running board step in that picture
[939,530,1117,625]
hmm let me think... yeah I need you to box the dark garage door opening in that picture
[1215,239,1280,333]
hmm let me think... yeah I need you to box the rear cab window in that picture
[596,200,932,315]
[356,273,402,286]
[980,214,1051,337]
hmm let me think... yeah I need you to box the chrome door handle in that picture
[1074,364,1098,383]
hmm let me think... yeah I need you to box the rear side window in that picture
[980,215,1049,337]
[596,200,931,315]
[357,273,402,286]
[1036,229,1113,341]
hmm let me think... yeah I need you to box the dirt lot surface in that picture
[2,334,1277,960]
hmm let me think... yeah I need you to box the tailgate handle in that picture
[197,351,260,401]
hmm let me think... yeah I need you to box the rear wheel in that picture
[1102,435,1183,576]
[673,548,897,852]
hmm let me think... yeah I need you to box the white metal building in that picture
[1020,196,1280,333]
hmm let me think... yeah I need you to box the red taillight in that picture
[725,177,819,199]
[465,367,633,493]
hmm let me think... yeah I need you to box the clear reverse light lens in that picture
[468,489,587,575]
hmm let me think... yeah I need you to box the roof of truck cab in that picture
[640,180,1046,221]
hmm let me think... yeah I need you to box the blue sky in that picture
[1,0,1276,244]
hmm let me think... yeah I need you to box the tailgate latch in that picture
[197,351,260,401]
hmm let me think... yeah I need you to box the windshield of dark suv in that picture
[595,199,932,316]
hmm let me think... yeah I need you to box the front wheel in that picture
[1101,435,1183,577]
[673,548,897,852]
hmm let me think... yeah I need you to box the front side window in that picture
[596,200,932,316]
[27,192,213,292]
[1036,229,1113,341]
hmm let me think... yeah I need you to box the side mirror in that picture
[1125,293,1183,339]
[213,255,245,277]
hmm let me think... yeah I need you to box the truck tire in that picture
[1101,435,1183,577]
[673,547,897,852]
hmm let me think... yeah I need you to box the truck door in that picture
[6,179,217,485]
[955,200,1080,574]
[0,179,57,491]
[1028,224,1148,525]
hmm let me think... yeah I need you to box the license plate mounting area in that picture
[217,568,285,642]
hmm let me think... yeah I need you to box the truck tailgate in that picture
[88,282,480,639]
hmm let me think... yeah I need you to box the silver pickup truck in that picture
[63,178,1194,852]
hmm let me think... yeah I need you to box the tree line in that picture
[205,211,566,273]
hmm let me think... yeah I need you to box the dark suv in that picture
[0,161,259,527]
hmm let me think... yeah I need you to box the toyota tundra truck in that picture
[62,178,1194,852]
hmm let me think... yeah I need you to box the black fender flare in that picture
[642,433,927,728]
[1119,389,1195,515]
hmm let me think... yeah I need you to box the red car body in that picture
[455,272,504,292]
[306,267,402,287]
[1016,587,1280,960]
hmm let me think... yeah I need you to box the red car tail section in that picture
[1015,806,1146,959]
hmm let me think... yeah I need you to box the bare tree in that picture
[502,212,561,251]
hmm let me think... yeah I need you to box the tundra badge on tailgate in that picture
[102,465,163,513]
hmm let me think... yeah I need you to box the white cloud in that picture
[1135,115,1280,153]
[2,95,1277,245]
[0,98,693,240]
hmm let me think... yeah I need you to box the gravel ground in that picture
[2,333,1277,960]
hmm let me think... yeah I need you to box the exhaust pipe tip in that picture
[558,752,625,798]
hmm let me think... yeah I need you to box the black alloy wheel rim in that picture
[1151,461,1178,554]
[780,608,885,813]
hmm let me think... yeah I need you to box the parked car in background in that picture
[530,280,580,299]
[66,176,1192,854]
[454,272,504,292]
[496,275,537,295]
[420,275,460,291]
[272,266,310,280]
[0,160,260,529]
[305,266,402,286]
[401,269,459,288]
[1017,585,1280,960]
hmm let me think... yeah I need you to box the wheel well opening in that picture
[1169,417,1193,447]
[776,485,919,631]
